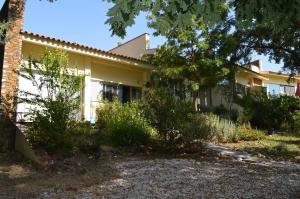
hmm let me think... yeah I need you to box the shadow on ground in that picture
[0,153,117,199]
[1,150,299,199]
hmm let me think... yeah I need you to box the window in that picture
[121,86,142,103]
[268,84,280,96]
[131,87,142,100]
[282,85,295,96]
[267,84,295,96]
[235,83,248,96]
[103,83,119,101]
[90,80,141,103]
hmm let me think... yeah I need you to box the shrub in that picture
[213,104,237,121]
[182,113,238,143]
[203,113,238,143]
[237,92,300,131]
[237,126,265,141]
[181,113,211,145]
[69,122,101,153]
[142,88,241,146]
[141,88,195,146]
[236,111,251,125]
[98,100,153,147]
[292,111,300,134]
[19,50,84,152]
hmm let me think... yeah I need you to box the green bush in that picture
[202,113,238,143]
[236,111,251,125]
[142,88,241,146]
[292,111,300,134]
[27,119,95,153]
[69,122,101,153]
[213,104,237,121]
[20,50,84,152]
[142,88,195,146]
[237,126,265,141]
[98,100,153,147]
[237,92,300,131]
[181,113,238,143]
[180,113,211,145]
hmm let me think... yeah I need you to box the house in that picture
[17,31,154,123]
[208,60,300,110]
[106,34,300,110]
[0,0,154,123]
[0,0,299,124]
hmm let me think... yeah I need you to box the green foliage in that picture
[19,50,84,152]
[236,111,251,125]
[106,0,228,37]
[199,113,238,143]
[145,18,240,98]
[237,126,265,141]
[198,113,265,143]
[238,92,300,131]
[69,122,101,153]
[106,0,300,73]
[98,100,153,147]
[142,88,195,146]
[292,111,300,134]
[183,112,269,143]
[213,104,237,121]
[181,113,208,145]
[142,88,242,146]
[143,18,244,108]
[106,0,300,38]
[236,0,300,73]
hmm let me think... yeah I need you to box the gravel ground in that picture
[37,157,300,199]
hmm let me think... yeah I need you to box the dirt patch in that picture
[0,152,116,199]
[1,149,299,199]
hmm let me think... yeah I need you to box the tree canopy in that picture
[106,0,300,73]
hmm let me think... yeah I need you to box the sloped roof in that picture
[21,31,151,65]
[109,33,149,51]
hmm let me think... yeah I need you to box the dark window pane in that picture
[103,83,118,101]
[235,83,247,96]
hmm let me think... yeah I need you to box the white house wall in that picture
[18,39,153,122]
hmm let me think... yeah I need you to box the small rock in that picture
[237,157,243,161]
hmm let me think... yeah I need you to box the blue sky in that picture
[1,0,282,71]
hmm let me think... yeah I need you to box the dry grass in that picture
[223,133,300,162]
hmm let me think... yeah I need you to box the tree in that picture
[146,22,227,100]
[242,22,300,76]
[106,0,300,37]
[106,0,300,73]
[18,50,84,152]
[145,17,254,109]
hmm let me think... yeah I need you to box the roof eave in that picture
[21,31,155,70]
[238,66,269,80]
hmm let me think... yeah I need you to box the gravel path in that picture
[39,157,300,199]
